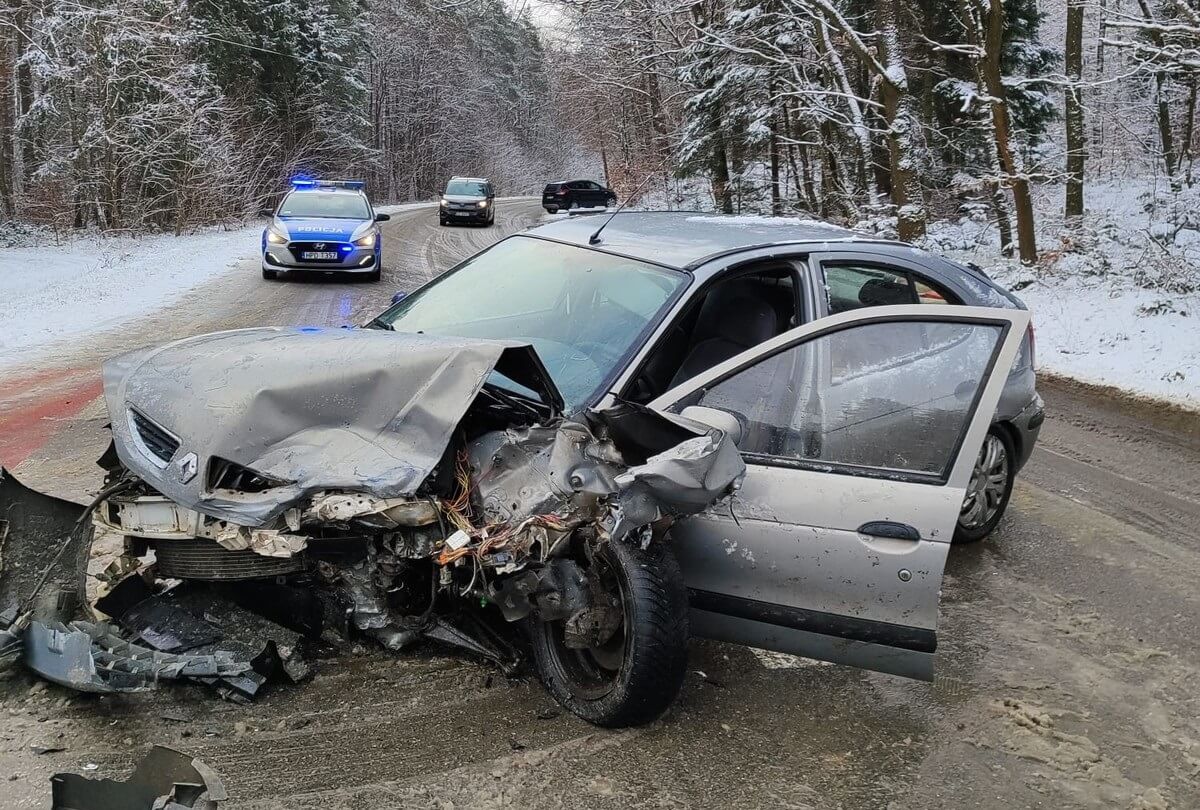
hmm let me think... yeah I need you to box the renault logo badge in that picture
[178,452,198,484]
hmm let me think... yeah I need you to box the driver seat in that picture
[669,284,780,388]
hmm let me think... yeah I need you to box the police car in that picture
[261,179,389,281]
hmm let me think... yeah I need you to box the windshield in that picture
[278,191,371,219]
[445,180,488,197]
[373,236,686,411]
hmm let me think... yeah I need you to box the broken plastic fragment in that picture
[50,745,226,809]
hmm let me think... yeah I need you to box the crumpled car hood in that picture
[103,327,563,526]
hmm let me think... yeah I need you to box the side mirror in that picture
[680,406,743,446]
[258,209,274,217]
[391,291,408,305]
[375,213,391,222]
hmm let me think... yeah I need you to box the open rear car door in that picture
[648,304,1030,680]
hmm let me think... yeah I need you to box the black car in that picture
[542,180,616,213]
[439,177,495,226]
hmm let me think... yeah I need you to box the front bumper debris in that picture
[51,745,226,809]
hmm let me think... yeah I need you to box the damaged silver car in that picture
[1,297,1027,726]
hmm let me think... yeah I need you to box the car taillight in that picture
[556,189,567,196]
[1027,321,1036,371]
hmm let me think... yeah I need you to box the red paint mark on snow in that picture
[0,368,103,468]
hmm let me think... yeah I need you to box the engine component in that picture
[488,559,591,622]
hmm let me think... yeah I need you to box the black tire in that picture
[545,206,558,214]
[261,267,277,280]
[364,266,381,282]
[954,425,1016,544]
[528,538,689,727]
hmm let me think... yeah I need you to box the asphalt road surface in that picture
[2,198,1198,809]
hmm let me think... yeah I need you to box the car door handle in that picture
[857,521,921,542]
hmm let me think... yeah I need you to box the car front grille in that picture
[287,242,348,262]
[152,538,304,581]
[128,408,180,465]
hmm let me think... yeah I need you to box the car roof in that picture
[449,176,489,183]
[524,211,885,269]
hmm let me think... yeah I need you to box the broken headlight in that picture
[207,458,289,493]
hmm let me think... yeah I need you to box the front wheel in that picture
[527,538,688,727]
[261,267,277,280]
[954,426,1016,543]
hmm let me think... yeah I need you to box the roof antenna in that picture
[589,172,658,245]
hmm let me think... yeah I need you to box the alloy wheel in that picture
[959,432,1010,530]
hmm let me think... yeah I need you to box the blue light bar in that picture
[289,177,364,191]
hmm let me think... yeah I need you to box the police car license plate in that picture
[302,251,338,260]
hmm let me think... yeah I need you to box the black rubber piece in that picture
[528,538,689,727]
[261,268,277,280]
[953,425,1016,544]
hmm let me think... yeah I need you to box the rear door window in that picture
[822,262,959,315]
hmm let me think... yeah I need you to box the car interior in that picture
[624,263,801,404]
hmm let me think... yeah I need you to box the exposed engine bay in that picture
[1,327,744,722]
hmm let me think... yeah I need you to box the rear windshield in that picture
[446,180,488,196]
[543,183,562,193]
[278,192,370,219]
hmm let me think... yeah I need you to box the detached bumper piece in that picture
[51,745,226,809]
[25,620,250,694]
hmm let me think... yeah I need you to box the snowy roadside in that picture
[0,201,438,371]
[0,224,260,368]
[923,179,1200,411]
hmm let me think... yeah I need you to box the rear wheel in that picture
[954,426,1015,543]
[528,538,688,727]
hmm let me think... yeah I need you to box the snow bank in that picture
[922,179,1200,410]
[997,273,1197,408]
[0,225,258,367]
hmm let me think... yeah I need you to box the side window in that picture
[673,320,1004,478]
[823,264,915,314]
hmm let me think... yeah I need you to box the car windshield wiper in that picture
[481,382,549,420]
[364,317,393,331]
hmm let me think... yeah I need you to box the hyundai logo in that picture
[314,242,326,249]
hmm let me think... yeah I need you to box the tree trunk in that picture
[1065,0,1085,219]
[1184,78,1197,185]
[711,120,733,215]
[769,109,782,216]
[983,0,1037,263]
[875,0,926,241]
[1138,0,1180,188]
